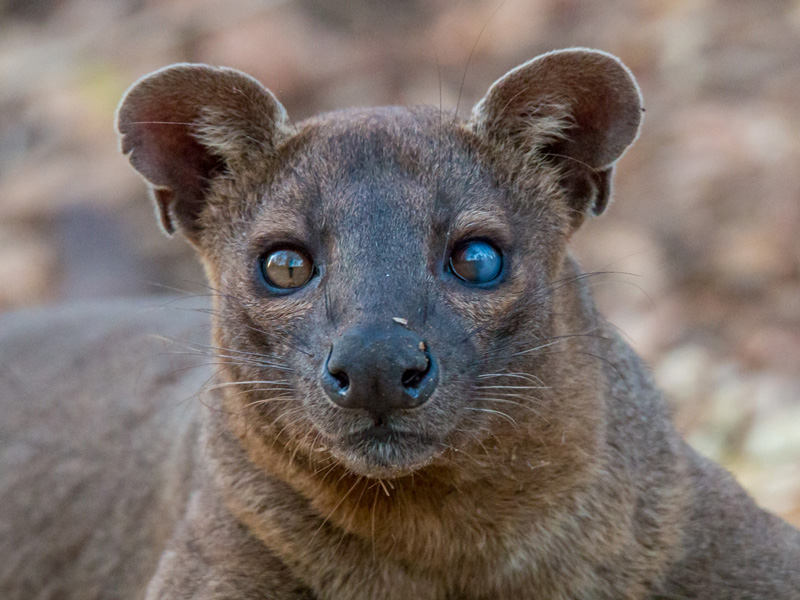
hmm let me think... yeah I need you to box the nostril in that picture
[402,355,430,390]
[331,369,350,392]
[325,348,350,393]
[401,368,425,388]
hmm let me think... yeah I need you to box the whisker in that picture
[370,482,381,560]
[163,351,293,371]
[187,281,314,357]
[167,338,292,364]
[463,406,518,429]
[477,372,547,386]
[475,384,549,390]
[242,395,295,409]
[152,335,293,369]
[476,396,552,425]
[453,0,508,121]
[202,380,293,390]
[310,476,363,544]
[268,407,311,443]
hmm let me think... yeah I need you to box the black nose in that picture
[321,323,438,417]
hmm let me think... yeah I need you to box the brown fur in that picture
[1,49,798,599]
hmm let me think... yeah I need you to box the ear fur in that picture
[116,64,291,241]
[469,48,643,224]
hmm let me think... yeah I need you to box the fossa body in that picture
[1,49,798,599]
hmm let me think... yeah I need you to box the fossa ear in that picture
[117,64,291,242]
[469,48,643,226]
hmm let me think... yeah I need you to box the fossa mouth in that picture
[343,425,433,448]
[329,425,441,478]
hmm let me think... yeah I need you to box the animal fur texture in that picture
[1,48,798,599]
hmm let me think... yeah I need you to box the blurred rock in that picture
[0,224,56,309]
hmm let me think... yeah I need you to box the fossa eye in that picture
[449,240,502,285]
[259,247,314,291]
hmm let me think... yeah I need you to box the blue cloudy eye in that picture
[449,240,502,284]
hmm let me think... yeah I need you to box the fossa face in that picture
[199,106,568,479]
[117,49,641,481]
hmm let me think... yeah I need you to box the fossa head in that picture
[117,49,642,481]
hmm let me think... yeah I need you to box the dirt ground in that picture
[1,0,799,525]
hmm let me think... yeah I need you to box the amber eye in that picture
[259,247,314,290]
[449,240,502,284]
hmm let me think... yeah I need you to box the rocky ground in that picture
[1,0,799,525]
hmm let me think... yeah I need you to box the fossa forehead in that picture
[300,104,454,140]
[254,106,514,246]
[283,107,498,201]
[295,106,463,171]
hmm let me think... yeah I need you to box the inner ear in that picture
[129,121,227,236]
[469,48,643,220]
[117,64,291,243]
[557,165,613,230]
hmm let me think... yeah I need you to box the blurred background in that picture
[1,0,799,524]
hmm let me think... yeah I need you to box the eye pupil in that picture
[449,240,502,284]
[260,248,313,290]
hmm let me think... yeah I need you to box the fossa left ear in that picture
[470,48,643,225]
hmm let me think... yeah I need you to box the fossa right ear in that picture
[469,48,643,227]
[117,64,291,243]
